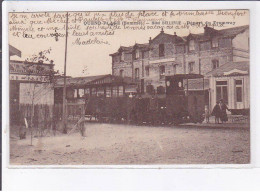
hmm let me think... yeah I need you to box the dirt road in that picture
[10,123,250,165]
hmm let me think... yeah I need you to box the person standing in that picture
[219,99,230,123]
[211,101,221,124]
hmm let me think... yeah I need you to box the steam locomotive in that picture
[84,74,205,125]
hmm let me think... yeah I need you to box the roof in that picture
[55,74,136,88]
[218,25,249,37]
[9,45,21,57]
[151,30,186,44]
[55,74,109,87]
[186,25,249,41]
[109,43,150,56]
[206,61,249,77]
[10,60,55,67]
[110,25,249,56]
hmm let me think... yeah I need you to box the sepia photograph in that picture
[8,9,250,166]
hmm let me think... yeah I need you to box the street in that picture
[10,122,250,165]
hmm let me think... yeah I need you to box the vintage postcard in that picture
[7,8,250,166]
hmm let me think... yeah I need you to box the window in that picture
[212,38,219,48]
[188,62,195,73]
[173,64,177,74]
[143,51,149,59]
[97,87,105,97]
[145,66,150,77]
[212,60,219,70]
[84,88,90,94]
[159,44,165,57]
[199,41,211,51]
[84,88,90,97]
[78,89,84,97]
[118,86,124,96]
[235,80,243,102]
[120,69,124,77]
[112,86,118,97]
[159,65,165,79]
[135,68,139,80]
[74,89,77,98]
[189,40,195,51]
[91,88,97,96]
[106,87,112,97]
[135,50,140,59]
[216,81,228,104]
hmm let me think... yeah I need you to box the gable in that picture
[151,32,175,44]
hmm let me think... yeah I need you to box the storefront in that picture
[207,61,250,114]
[9,60,55,124]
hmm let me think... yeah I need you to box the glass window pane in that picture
[118,86,124,96]
[84,88,90,94]
[223,86,228,104]
[236,87,242,102]
[112,86,118,97]
[74,89,77,98]
[216,81,227,85]
[97,87,104,97]
[106,87,111,97]
[235,80,242,85]
[159,44,165,57]
[216,86,222,102]
[91,88,97,96]
[78,89,84,97]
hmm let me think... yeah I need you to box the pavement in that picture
[10,122,250,165]
[181,116,250,130]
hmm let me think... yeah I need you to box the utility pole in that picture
[62,12,69,133]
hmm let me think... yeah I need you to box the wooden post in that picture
[62,12,69,134]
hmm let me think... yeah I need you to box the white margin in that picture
[2,1,260,190]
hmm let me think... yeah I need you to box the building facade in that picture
[9,59,55,125]
[110,25,249,96]
[10,60,55,106]
[207,61,249,112]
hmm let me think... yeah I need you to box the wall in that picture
[232,28,249,51]
[19,83,54,105]
[111,27,249,95]
[232,28,250,62]
[209,75,250,111]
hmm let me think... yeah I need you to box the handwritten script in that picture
[9,10,247,46]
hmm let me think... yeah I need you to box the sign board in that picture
[10,74,50,82]
[10,61,53,76]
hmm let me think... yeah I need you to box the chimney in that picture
[160,28,164,33]
[204,24,217,36]
[149,37,152,43]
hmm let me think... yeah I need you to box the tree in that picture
[82,65,89,76]
[23,48,58,145]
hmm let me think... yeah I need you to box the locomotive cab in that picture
[165,74,205,124]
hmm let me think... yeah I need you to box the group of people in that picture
[205,99,230,124]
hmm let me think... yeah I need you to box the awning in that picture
[9,45,21,57]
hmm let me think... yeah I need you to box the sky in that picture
[9,10,249,77]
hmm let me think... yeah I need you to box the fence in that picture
[10,103,86,131]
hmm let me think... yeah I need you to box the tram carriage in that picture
[84,74,205,125]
